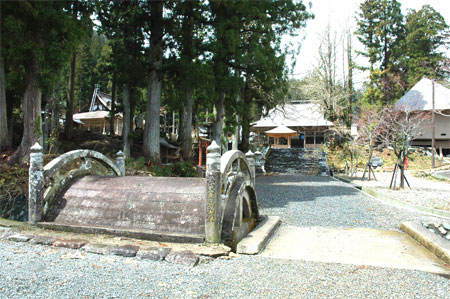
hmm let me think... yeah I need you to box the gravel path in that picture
[256,174,447,230]
[1,174,449,298]
[0,241,449,299]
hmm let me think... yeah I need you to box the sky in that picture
[289,0,450,87]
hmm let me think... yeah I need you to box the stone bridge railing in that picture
[28,143,125,225]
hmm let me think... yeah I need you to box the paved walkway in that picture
[0,175,449,298]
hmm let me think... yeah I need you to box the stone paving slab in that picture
[165,250,199,267]
[261,225,450,275]
[53,239,87,249]
[30,235,57,246]
[136,247,171,261]
[112,245,140,257]
[6,233,34,242]
[82,243,114,255]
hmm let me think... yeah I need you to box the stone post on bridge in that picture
[245,150,256,186]
[115,150,125,176]
[205,141,221,243]
[29,143,44,225]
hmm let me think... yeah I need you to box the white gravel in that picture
[0,240,449,299]
[0,174,449,298]
[341,170,450,213]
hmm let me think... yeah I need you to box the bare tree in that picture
[353,105,384,181]
[379,106,430,188]
[302,23,350,123]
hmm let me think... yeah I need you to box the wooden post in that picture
[205,141,221,243]
[303,132,306,148]
[314,131,316,149]
[432,80,436,168]
[29,143,44,225]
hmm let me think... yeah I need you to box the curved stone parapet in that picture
[220,150,254,189]
[44,149,122,178]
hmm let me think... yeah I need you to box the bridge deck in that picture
[44,176,207,241]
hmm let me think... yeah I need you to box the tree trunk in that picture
[109,74,116,136]
[240,80,252,153]
[0,55,10,151]
[130,88,135,132]
[143,0,163,164]
[122,84,131,158]
[64,51,77,140]
[399,164,405,188]
[346,31,353,128]
[8,56,42,164]
[241,112,250,153]
[232,92,240,150]
[212,92,225,150]
[179,86,193,160]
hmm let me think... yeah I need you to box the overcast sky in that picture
[289,0,450,86]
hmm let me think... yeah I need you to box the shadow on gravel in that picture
[256,174,360,209]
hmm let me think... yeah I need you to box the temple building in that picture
[251,101,333,149]
[394,77,450,156]
[73,85,123,135]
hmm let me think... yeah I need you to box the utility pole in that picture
[432,80,436,169]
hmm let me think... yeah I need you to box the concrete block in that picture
[237,216,281,255]
[401,222,450,265]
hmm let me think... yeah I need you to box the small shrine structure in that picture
[265,126,297,148]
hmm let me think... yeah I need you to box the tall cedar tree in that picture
[356,0,405,105]
[63,1,93,140]
[96,0,146,157]
[144,1,164,164]
[404,5,450,87]
[167,0,206,160]
[210,0,313,152]
[2,1,89,163]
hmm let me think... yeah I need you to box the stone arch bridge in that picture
[28,142,260,249]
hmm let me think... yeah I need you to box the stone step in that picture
[265,148,326,175]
